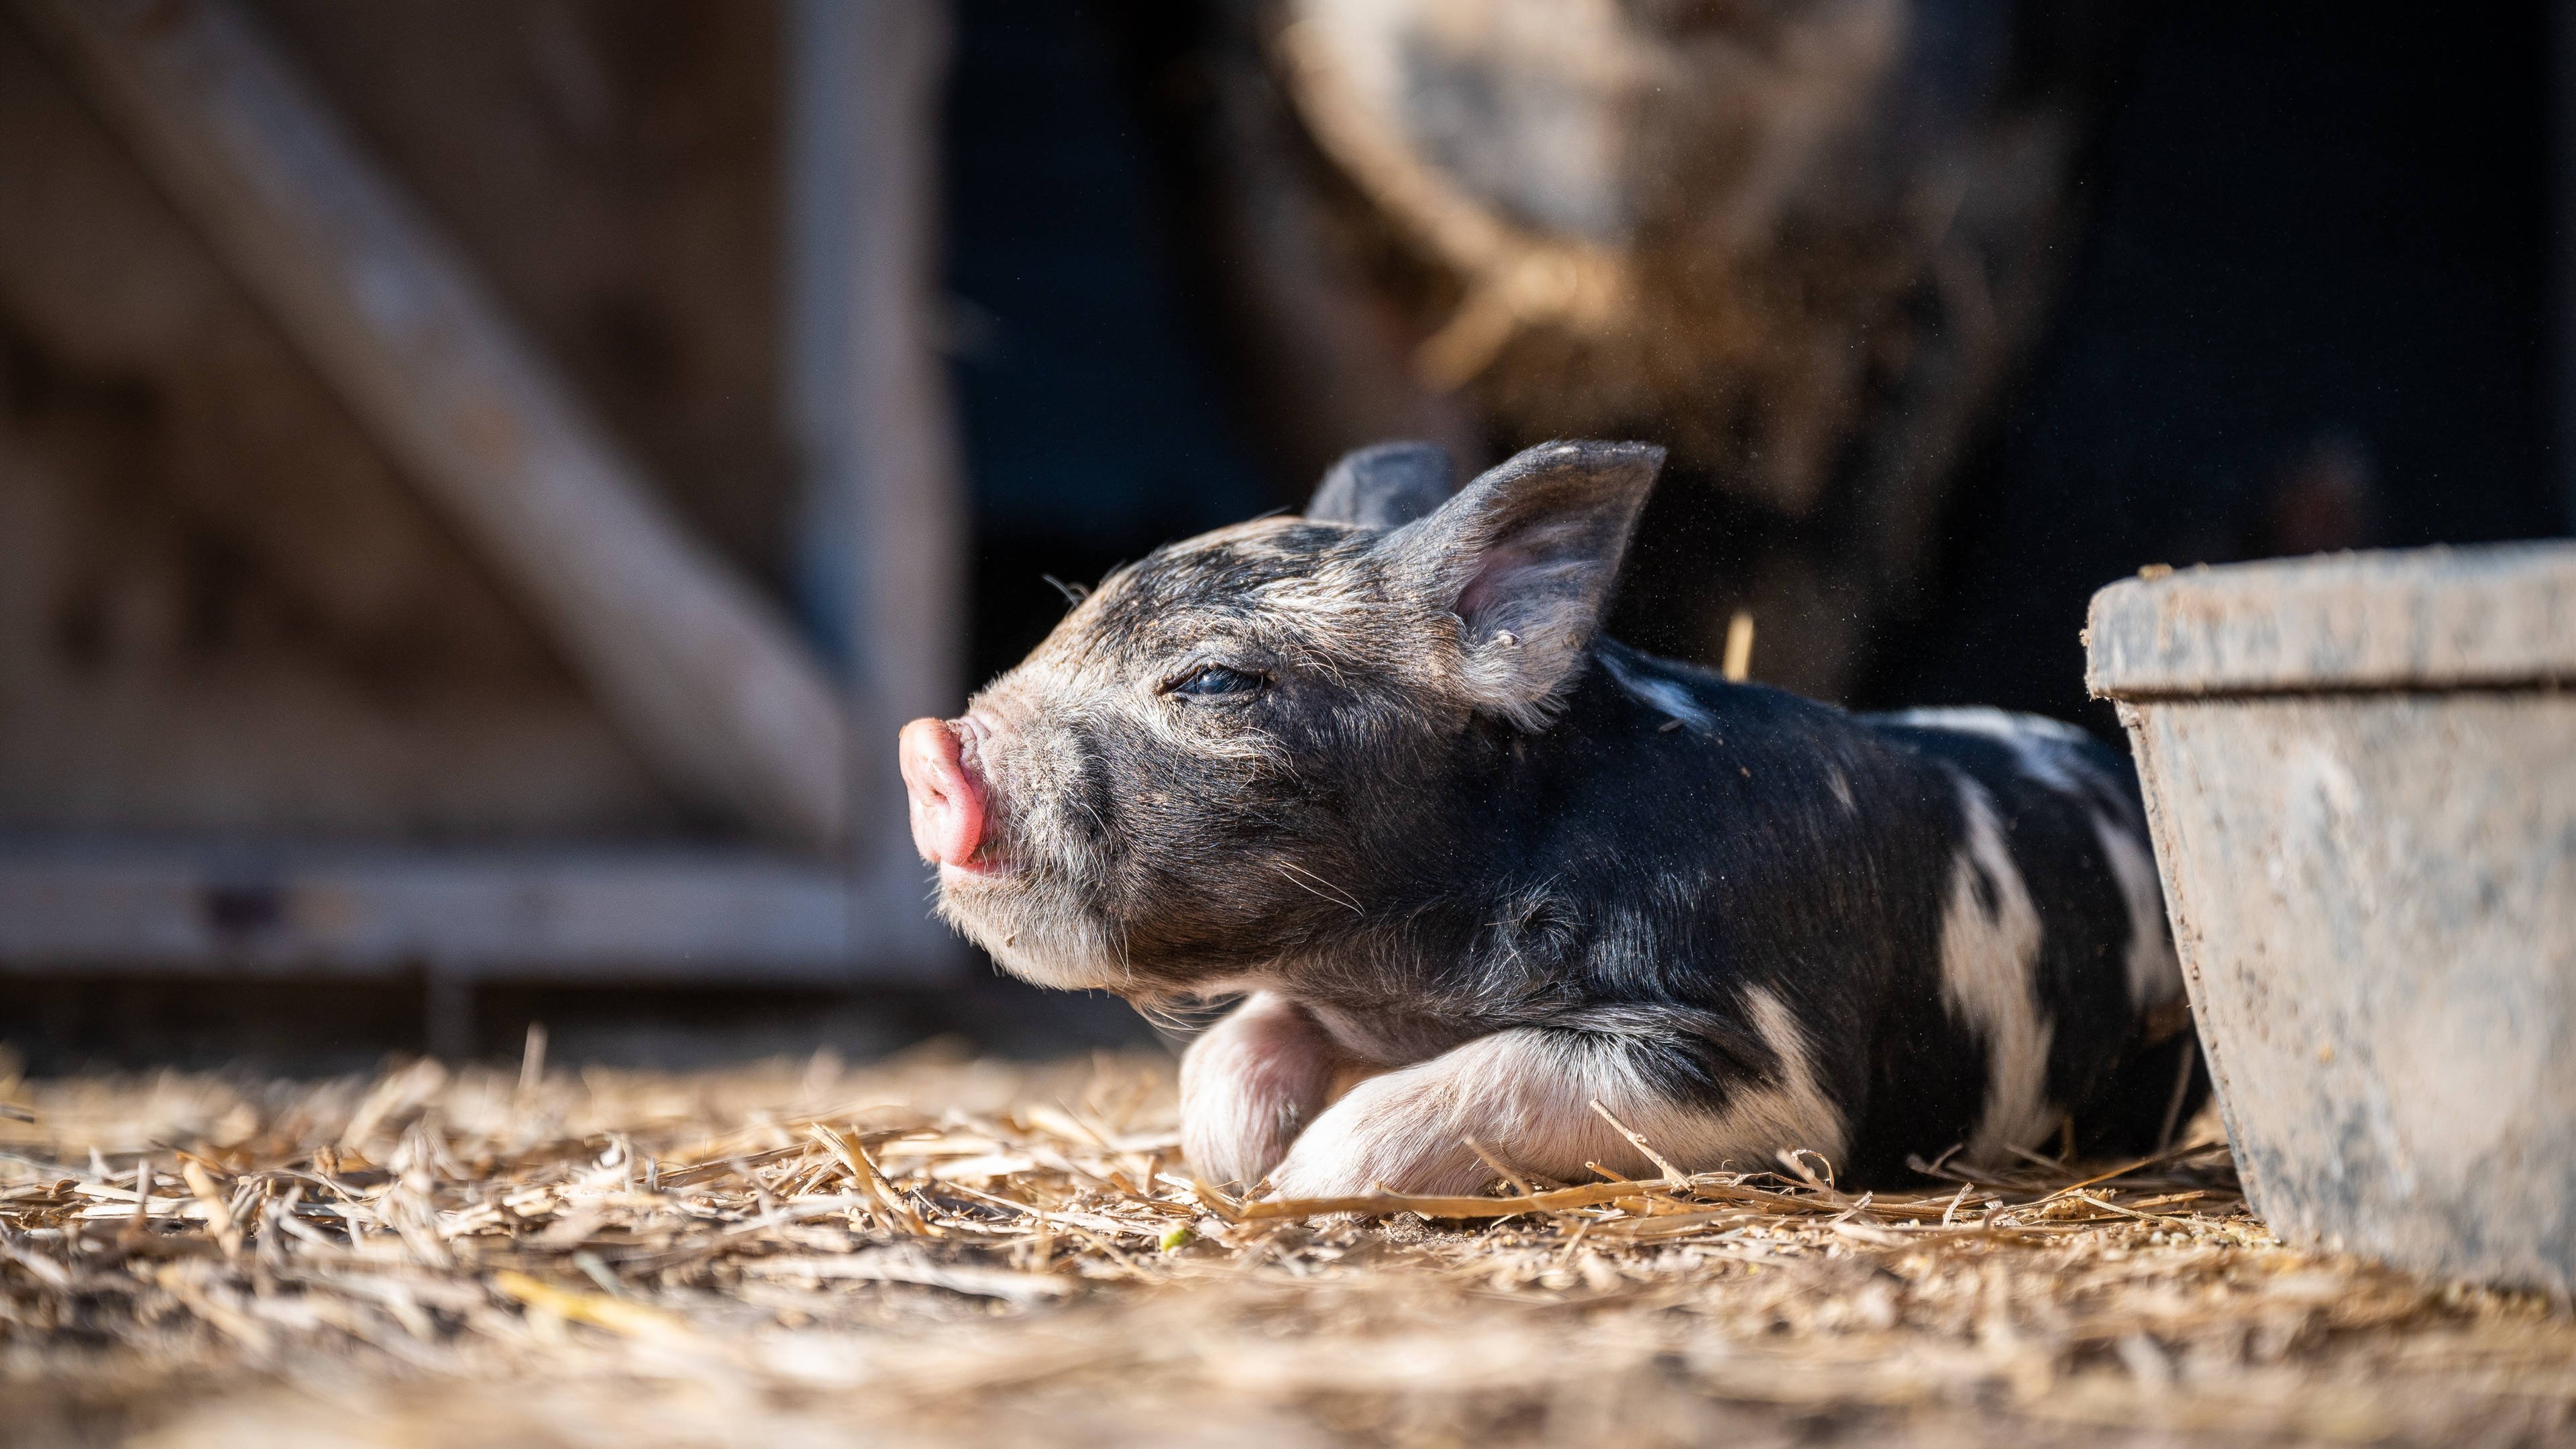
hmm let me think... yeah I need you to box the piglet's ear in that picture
[1377,439,1664,729]
[1307,440,1457,529]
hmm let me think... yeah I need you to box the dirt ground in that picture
[0,1046,2569,1448]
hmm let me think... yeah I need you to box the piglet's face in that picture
[899,440,1664,997]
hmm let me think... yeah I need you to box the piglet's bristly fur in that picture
[898,439,2201,1197]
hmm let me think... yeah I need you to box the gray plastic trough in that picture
[2087,541,2576,1291]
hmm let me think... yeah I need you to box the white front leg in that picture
[1265,1004,1849,1199]
[1179,991,1342,1187]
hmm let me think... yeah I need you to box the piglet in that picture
[900,440,2199,1196]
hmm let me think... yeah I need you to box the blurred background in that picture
[0,0,2565,1075]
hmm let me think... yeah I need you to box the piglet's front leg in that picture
[1179,991,1342,1188]
[1265,1024,1834,1200]
[1264,1029,1586,1199]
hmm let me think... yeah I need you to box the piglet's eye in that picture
[1169,665,1264,698]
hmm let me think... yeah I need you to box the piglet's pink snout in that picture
[899,717,988,869]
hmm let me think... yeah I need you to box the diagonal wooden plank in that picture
[11,0,853,852]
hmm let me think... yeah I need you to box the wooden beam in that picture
[0,841,951,983]
[11,0,854,853]
[786,0,970,947]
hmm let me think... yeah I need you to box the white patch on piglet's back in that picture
[1884,706,2090,790]
[1888,705,2184,1017]
[1263,987,1848,1198]
[1940,776,2057,1165]
[2094,813,2183,1008]
[1601,649,1715,733]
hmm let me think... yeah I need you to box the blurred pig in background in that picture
[1230,0,2110,706]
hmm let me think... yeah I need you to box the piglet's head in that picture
[899,439,1664,996]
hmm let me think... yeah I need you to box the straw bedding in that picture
[0,1040,2569,1447]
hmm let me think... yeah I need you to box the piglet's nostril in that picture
[898,717,989,869]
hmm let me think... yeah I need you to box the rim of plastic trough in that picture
[2085,541,2576,700]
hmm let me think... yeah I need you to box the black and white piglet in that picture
[899,440,2200,1196]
